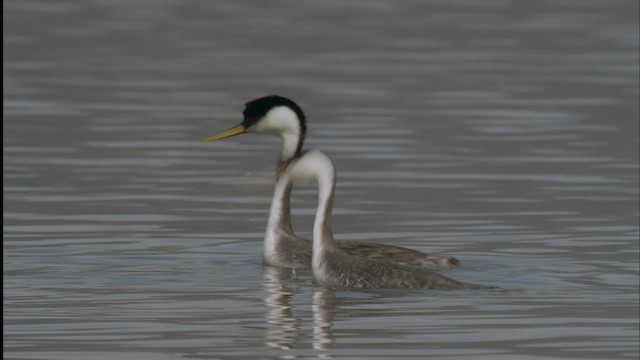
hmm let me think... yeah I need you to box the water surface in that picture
[4,0,639,359]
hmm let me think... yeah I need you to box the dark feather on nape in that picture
[242,95,306,130]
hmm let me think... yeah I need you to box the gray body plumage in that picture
[315,248,481,289]
[267,234,458,270]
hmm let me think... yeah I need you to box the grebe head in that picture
[203,95,307,161]
[285,150,336,187]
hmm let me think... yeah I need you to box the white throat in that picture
[250,106,302,161]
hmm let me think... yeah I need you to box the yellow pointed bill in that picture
[202,124,247,142]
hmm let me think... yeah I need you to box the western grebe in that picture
[282,149,485,289]
[203,95,458,269]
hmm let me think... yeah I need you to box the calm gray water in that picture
[4,1,639,359]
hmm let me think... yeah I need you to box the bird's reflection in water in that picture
[312,285,335,353]
[263,267,336,359]
[263,266,299,351]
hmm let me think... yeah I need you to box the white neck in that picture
[269,150,338,271]
[286,150,339,270]
[311,163,338,271]
[280,128,300,162]
[250,106,303,162]
[263,173,294,261]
